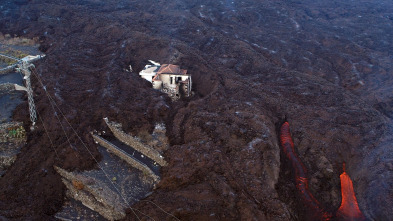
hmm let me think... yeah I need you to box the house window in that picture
[170,77,173,84]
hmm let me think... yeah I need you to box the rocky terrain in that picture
[0,0,393,220]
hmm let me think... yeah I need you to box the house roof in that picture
[157,64,188,75]
[141,66,160,74]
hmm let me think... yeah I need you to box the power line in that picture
[15,69,60,159]
[29,69,78,158]
[30,68,144,220]
[37,110,60,159]
[3,52,179,220]
[141,199,180,221]
[31,67,180,221]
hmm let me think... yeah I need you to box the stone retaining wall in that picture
[54,166,126,221]
[92,134,160,182]
[104,118,167,166]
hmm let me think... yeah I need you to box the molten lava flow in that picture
[336,164,365,221]
[280,122,332,220]
[280,122,368,220]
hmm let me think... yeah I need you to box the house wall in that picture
[152,81,162,90]
[160,74,190,88]
[140,73,156,83]
[159,74,172,87]
[181,75,189,81]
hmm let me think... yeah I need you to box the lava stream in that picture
[336,163,365,221]
[280,122,331,220]
[280,121,367,221]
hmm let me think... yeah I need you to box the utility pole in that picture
[17,61,37,129]
[0,53,43,130]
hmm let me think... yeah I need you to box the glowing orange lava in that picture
[280,122,332,220]
[337,164,365,221]
[280,122,367,221]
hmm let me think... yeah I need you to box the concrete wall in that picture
[92,134,160,182]
[104,118,167,167]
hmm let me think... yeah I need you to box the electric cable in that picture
[31,67,180,221]
[30,68,143,220]
[37,110,60,159]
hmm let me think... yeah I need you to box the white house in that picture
[139,61,192,100]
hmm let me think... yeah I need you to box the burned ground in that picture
[0,0,393,220]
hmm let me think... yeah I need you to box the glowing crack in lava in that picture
[336,164,365,221]
[279,122,331,220]
[279,122,366,221]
